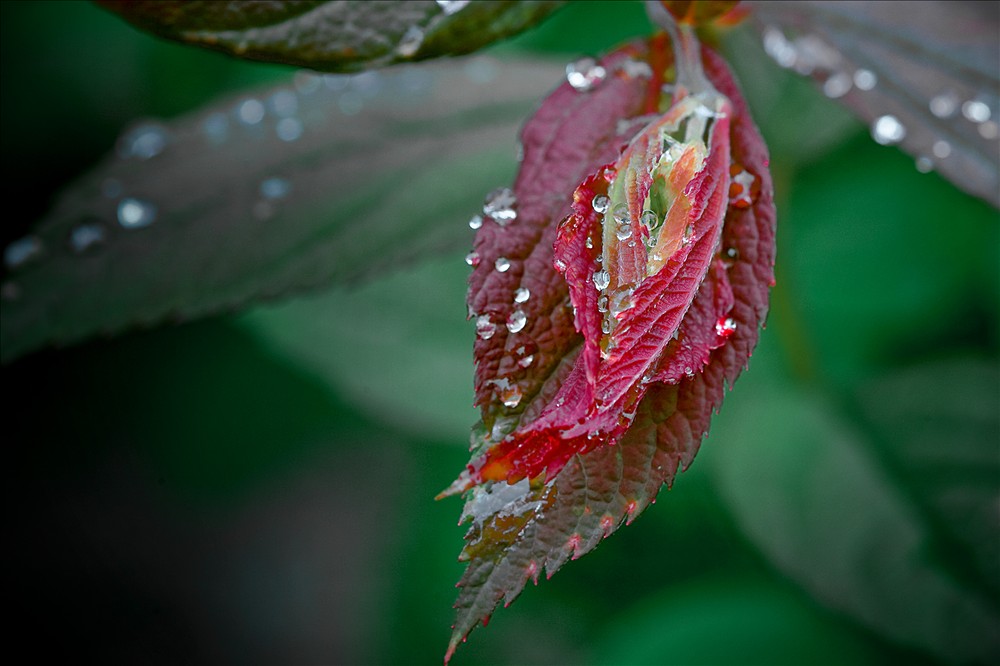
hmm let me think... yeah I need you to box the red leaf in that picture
[444,34,775,660]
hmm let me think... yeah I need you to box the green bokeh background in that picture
[2,2,997,664]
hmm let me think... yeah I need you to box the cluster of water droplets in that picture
[761,24,998,176]
[565,53,655,94]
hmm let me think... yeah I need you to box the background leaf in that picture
[746,0,1000,207]
[98,0,565,72]
[0,57,565,363]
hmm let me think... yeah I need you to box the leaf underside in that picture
[97,0,565,73]
[448,37,775,657]
[0,58,565,363]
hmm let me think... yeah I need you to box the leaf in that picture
[709,375,1000,663]
[747,0,1000,207]
[97,0,565,73]
[444,36,775,658]
[0,57,566,363]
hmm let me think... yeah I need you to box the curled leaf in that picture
[98,0,565,72]
[444,33,775,658]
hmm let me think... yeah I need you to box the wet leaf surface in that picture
[98,0,564,72]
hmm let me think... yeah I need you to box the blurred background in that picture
[2,1,996,664]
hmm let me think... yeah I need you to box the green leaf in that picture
[97,0,565,72]
[708,375,1000,663]
[0,57,566,363]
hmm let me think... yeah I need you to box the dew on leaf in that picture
[871,114,906,145]
[276,117,304,142]
[500,384,523,408]
[476,315,496,340]
[932,140,952,159]
[465,251,480,267]
[494,256,511,273]
[517,354,534,369]
[597,294,609,313]
[117,122,170,160]
[618,58,653,79]
[468,214,483,230]
[565,57,607,92]
[639,209,658,229]
[293,70,321,94]
[930,91,959,118]
[715,316,737,339]
[608,288,633,317]
[483,187,517,225]
[396,25,425,58]
[237,98,265,125]
[593,270,610,290]
[3,235,44,271]
[615,222,632,241]
[68,221,108,254]
[682,223,695,244]
[822,72,852,99]
[117,198,157,229]
[611,203,629,226]
[962,99,991,123]
[915,156,933,173]
[513,287,530,303]
[506,310,527,333]
[852,68,877,91]
[267,89,298,117]
[592,194,610,214]
[728,167,757,209]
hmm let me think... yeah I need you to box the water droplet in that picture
[618,58,653,79]
[962,99,991,123]
[237,98,266,125]
[514,287,530,303]
[601,319,612,334]
[3,235,44,271]
[68,221,108,254]
[465,251,480,266]
[260,177,291,200]
[715,316,737,339]
[597,294,609,313]
[853,69,877,91]
[565,57,607,92]
[267,89,298,117]
[762,26,797,68]
[609,289,633,317]
[729,168,757,208]
[915,156,933,173]
[495,256,511,272]
[476,315,496,339]
[612,203,629,226]
[639,210,658,229]
[585,236,594,249]
[500,384,522,409]
[979,120,999,139]
[518,354,534,369]
[682,223,694,244]
[117,197,157,229]
[593,270,610,290]
[554,258,567,273]
[932,140,952,159]
[592,194,610,214]
[930,91,959,118]
[871,115,905,145]
[483,187,517,225]
[202,112,229,144]
[276,117,303,142]
[436,0,470,14]
[468,214,483,230]
[615,222,632,241]
[1,281,21,302]
[822,71,852,98]
[396,25,424,58]
[293,70,321,95]
[506,310,527,333]
[117,123,170,160]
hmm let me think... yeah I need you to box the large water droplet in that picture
[500,384,522,409]
[465,251,480,267]
[117,197,157,229]
[476,315,496,339]
[615,222,632,241]
[396,25,424,58]
[237,98,266,125]
[68,221,108,254]
[495,256,511,273]
[483,187,517,225]
[565,57,607,92]
[593,270,610,290]
[436,0,470,14]
[506,310,527,333]
[260,177,291,200]
[514,287,530,303]
[609,289,633,317]
[639,210,658,230]
[592,194,610,214]
[117,123,170,160]
[871,115,906,145]
[962,99,991,123]
[276,117,303,142]
[715,316,737,339]
[468,214,483,230]
[597,294,609,313]
[852,69,877,91]
[612,203,629,226]
[4,235,44,271]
